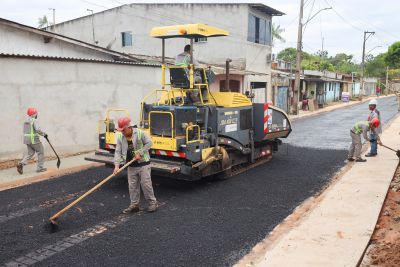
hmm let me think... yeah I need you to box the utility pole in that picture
[48,8,55,31]
[225,59,232,92]
[87,9,96,44]
[360,31,375,100]
[385,66,389,95]
[293,0,304,115]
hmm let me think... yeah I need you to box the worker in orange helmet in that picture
[113,117,157,213]
[348,118,383,162]
[17,107,48,174]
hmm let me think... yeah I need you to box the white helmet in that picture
[369,99,377,106]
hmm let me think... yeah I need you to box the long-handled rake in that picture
[380,144,400,158]
[45,158,136,233]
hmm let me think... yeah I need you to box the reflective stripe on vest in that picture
[24,118,38,144]
[136,129,150,162]
[176,54,190,66]
[353,121,368,135]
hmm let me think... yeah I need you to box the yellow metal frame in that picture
[186,124,201,144]
[148,111,177,151]
[97,108,130,145]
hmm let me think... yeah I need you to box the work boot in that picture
[36,168,47,173]
[347,157,355,162]
[122,204,139,214]
[17,163,23,175]
[355,158,367,162]
[365,153,377,157]
[147,202,158,213]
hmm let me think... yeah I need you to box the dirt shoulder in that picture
[360,163,400,267]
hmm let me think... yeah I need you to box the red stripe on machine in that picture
[153,150,186,158]
[264,104,270,134]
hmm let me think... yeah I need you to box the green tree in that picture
[328,53,359,74]
[272,23,285,44]
[277,47,296,62]
[277,47,311,65]
[365,53,386,77]
[385,41,400,68]
[38,15,49,28]
[315,50,328,59]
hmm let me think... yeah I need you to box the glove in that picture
[44,134,48,139]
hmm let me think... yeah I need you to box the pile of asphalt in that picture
[0,145,346,266]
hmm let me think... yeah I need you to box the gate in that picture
[276,86,288,112]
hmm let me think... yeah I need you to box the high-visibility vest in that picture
[352,121,369,135]
[23,118,39,144]
[117,129,150,162]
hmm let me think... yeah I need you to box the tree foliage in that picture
[38,15,49,28]
[272,23,285,44]
[365,53,386,77]
[277,48,360,74]
[385,41,400,69]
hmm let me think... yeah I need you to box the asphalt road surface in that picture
[0,96,398,267]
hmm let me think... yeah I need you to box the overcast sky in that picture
[1,0,398,62]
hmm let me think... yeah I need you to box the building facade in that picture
[51,3,284,103]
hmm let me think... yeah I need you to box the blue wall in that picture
[325,82,340,103]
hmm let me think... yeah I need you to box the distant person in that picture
[17,107,48,174]
[348,118,382,162]
[365,99,382,157]
[113,117,157,213]
[376,86,381,97]
[175,44,202,85]
[175,44,199,67]
[301,93,309,111]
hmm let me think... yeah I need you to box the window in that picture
[247,14,271,45]
[194,37,207,43]
[121,31,132,47]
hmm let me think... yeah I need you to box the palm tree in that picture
[272,23,285,44]
[38,15,49,28]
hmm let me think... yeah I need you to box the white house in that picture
[0,18,160,161]
[51,3,284,103]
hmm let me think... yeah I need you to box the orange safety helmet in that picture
[27,107,38,117]
[116,117,131,131]
[370,118,380,128]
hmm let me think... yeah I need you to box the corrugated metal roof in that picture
[0,53,160,67]
[0,18,145,63]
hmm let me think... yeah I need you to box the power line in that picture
[326,0,400,42]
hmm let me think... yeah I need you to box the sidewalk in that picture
[236,111,400,266]
[0,152,100,191]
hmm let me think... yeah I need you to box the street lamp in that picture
[366,45,382,56]
[87,9,96,44]
[292,1,332,115]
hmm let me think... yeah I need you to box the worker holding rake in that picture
[113,117,158,213]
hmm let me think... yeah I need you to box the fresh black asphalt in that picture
[0,96,398,266]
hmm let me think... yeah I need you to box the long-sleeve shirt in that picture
[114,128,152,167]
